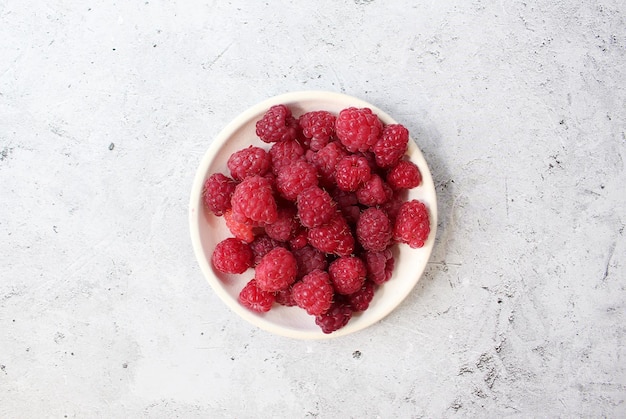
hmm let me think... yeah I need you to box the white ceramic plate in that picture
[189,91,437,339]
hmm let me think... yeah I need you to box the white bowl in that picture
[189,91,437,339]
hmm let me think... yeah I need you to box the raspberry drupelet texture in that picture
[371,124,409,168]
[335,107,383,152]
[364,249,395,285]
[269,139,305,175]
[292,245,328,279]
[274,284,297,307]
[356,208,393,252]
[265,206,299,242]
[288,228,308,250]
[224,209,256,243]
[387,159,423,190]
[202,173,237,216]
[250,234,283,266]
[211,238,253,274]
[256,104,298,143]
[239,279,275,312]
[307,212,355,257]
[335,154,372,192]
[356,173,393,207]
[255,247,298,292]
[393,200,431,248]
[227,145,271,181]
[231,175,278,224]
[347,280,375,312]
[292,269,334,316]
[296,186,336,229]
[328,256,367,295]
[306,141,347,186]
[276,160,319,201]
[315,301,353,334]
[298,110,337,151]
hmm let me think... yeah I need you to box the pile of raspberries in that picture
[203,104,431,334]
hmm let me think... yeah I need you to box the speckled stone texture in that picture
[1,0,625,417]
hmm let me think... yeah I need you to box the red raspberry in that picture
[256,104,298,143]
[356,174,393,207]
[306,141,347,186]
[292,270,334,316]
[347,281,375,312]
[202,173,236,216]
[224,209,256,243]
[292,245,328,279]
[371,124,409,168]
[328,256,367,295]
[239,279,275,312]
[356,208,392,252]
[387,160,422,190]
[227,145,271,181]
[288,228,308,250]
[276,160,318,201]
[250,234,282,266]
[265,206,299,242]
[364,249,395,285]
[307,212,355,257]
[298,111,336,151]
[211,238,253,274]
[335,107,383,152]
[231,175,278,224]
[335,155,372,192]
[269,139,305,175]
[315,301,352,334]
[296,186,335,228]
[274,284,297,307]
[393,200,431,248]
[381,190,406,223]
[255,247,297,292]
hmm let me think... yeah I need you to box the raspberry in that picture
[356,208,392,252]
[231,175,278,224]
[250,234,282,266]
[224,209,256,243]
[347,281,375,312]
[364,249,395,285]
[371,124,409,168]
[265,206,299,242]
[298,110,336,151]
[356,174,393,207]
[239,279,275,312]
[269,139,305,175]
[202,173,237,216]
[292,269,334,316]
[288,228,308,250]
[227,145,271,181]
[307,212,355,257]
[255,247,298,292]
[335,107,383,152]
[381,190,406,223]
[256,104,298,143]
[315,301,352,334]
[393,200,430,248]
[328,256,367,295]
[211,238,253,274]
[274,284,297,307]
[306,141,347,186]
[276,160,318,201]
[296,186,335,228]
[335,155,372,192]
[387,160,422,190]
[292,245,328,279]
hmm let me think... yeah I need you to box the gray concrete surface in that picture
[1,0,625,417]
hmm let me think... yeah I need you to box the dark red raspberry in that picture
[224,209,256,243]
[335,155,372,192]
[364,249,395,285]
[387,160,422,190]
[347,281,375,312]
[211,238,253,274]
[356,174,393,207]
[381,190,406,223]
[276,160,318,201]
[307,212,355,257]
[306,141,347,186]
[315,301,353,334]
[265,206,299,242]
[239,279,275,312]
[250,234,282,266]
[356,208,392,252]
[255,247,298,292]
[393,200,430,248]
[292,245,328,279]
[274,284,297,307]
[292,269,334,315]
[331,188,360,224]
[335,107,383,152]
[269,139,305,175]
[328,256,367,295]
[371,124,409,168]
[288,228,308,250]
[296,186,335,228]
[227,145,271,181]
[202,173,237,216]
[231,175,278,224]
[298,110,336,151]
[256,104,298,143]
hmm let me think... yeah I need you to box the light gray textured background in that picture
[1,1,625,417]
